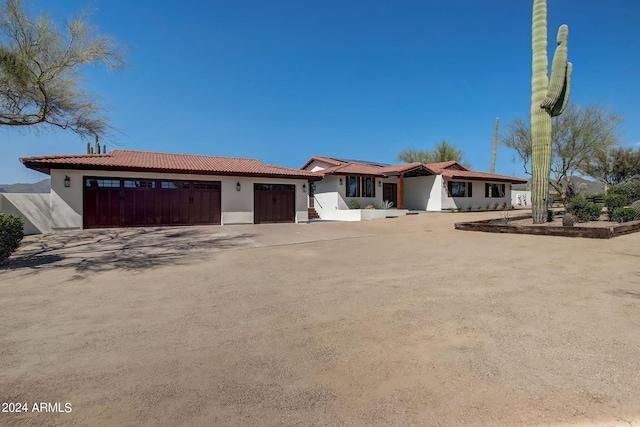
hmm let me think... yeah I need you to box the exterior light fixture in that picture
[64,175,70,187]
[236,182,241,191]
[339,178,343,185]
[302,184,306,193]
[378,180,382,187]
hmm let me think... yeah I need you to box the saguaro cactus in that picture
[530,0,572,223]
[490,117,499,174]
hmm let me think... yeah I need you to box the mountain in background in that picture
[0,179,51,193]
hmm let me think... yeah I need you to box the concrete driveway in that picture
[0,222,372,277]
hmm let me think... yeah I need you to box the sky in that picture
[1,0,639,184]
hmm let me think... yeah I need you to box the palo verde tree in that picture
[0,0,124,139]
[530,0,572,222]
[580,146,640,187]
[397,140,471,168]
[501,104,621,203]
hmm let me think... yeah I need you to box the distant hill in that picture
[0,179,50,193]
[512,176,605,194]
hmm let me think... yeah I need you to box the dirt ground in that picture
[1,212,639,426]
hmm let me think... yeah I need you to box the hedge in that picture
[0,213,24,262]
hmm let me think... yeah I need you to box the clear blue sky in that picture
[2,0,639,184]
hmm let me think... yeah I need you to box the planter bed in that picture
[455,214,640,239]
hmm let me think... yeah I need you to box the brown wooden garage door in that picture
[254,184,295,224]
[84,177,221,228]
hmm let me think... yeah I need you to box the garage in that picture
[254,183,295,224]
[84,177,221,228]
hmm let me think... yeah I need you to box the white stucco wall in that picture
[404,175,437,211]
[311,175,401,217]
[440,178,512,211]
[306,159,337,172]
[48,169,310,230]
[0,193,51,235]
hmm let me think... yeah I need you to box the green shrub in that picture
[611,207,639,223]
[609,177,640,204]
[566,194,602,222]
[0,214,24,262]
[349,200,361,209]
[631,200,640,217]
[603,193,627,221]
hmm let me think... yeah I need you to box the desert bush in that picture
[612,207,639,223]
[0,214,24,262]
[603,193,627,221]
[630,200,640,217]
[566,194,602,222]
[562,213,575,227]
[349,200,361,209]
[609,176,640,204]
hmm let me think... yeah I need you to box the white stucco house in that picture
[301,156,527,221]
[19,149,320,232]
[9,150,528,233]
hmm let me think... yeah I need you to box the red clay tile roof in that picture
[305,156,527,183]
[424,161,468,172]
[21,150,321,180]
[300,156,345,169]
[379,162,435,175]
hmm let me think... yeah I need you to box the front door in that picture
[382,183,397,208]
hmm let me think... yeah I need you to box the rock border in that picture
[454,214,640,239]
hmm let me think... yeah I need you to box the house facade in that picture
[20,150,319,232]
[302,156,527,220]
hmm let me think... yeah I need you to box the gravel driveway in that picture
[1,212,639,426]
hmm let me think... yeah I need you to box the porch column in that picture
[397,174,405,209]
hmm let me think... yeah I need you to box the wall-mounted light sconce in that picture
[302,184,306,193]
[378,180,382,187]
[64,175,70,188]
[339,178,343,185]
[236,182,241,191]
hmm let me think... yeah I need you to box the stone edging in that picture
[454,215,640,239]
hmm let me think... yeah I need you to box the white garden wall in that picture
[0,193,51,235]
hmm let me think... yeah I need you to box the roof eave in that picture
[21,163,321,181]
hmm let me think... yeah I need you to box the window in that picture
[124,180,155,188]
[347,176,358,197]
[161,181,190,189]
[86,178,120,188]
[193,182,220,190]
[485,183,506,198]
[345,176,376,198]
[447,181,472,197]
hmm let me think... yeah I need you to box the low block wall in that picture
[0,193,51,235]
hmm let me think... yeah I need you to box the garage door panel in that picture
[254,184,295,224]
[84,177,221,228]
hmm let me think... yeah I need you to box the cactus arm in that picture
[542,25,569,110]
[551,61,572,117]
